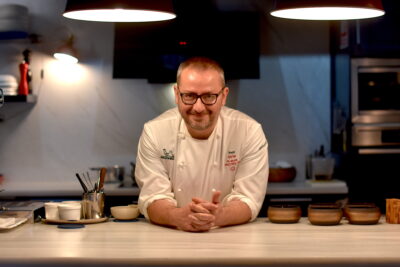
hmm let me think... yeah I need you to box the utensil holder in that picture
[82,192,105,219]
[311,157,335,180]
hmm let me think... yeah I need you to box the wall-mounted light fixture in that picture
[63,0,176,22]
[270,0,385,20]
[53,35,79,64]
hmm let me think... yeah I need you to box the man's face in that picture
[174,67,229,139]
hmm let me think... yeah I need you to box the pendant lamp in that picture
[63,0,176,22]
[53,35,79,64]
[270,0,385,20]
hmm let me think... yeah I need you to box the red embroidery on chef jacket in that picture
[225,151,239,171]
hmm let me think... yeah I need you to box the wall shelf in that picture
[0,94,37,121]
[4,94,37,103]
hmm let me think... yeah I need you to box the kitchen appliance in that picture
[351,58,400,154]
[91,165,125,184]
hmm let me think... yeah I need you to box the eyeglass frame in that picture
[0,88,4,108]
[177,86,226,105]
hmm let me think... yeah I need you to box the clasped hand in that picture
[178,191,222,232]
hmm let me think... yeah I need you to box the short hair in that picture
[176,57,225,86]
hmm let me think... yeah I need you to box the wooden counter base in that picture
[0,217,399,267]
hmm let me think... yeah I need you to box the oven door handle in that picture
[359,148,400,154]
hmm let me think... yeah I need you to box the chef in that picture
[135,57,269,232]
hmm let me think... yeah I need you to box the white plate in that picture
[0,217,28,230]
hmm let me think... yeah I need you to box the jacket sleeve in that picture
[135,123,177,220]
[223,123,269,221]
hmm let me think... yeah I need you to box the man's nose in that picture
[192,97,206,112]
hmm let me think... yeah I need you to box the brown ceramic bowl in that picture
[344,204,381,225]
[268,204,301,223]
[308,203,343,226]
[268,167,296,183]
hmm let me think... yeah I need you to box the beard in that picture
[185,112,214,131]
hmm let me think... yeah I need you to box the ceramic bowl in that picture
[268,204,301,223]
[111,205,140,220]
[58,203,81,221]
[308,203,342,226]
[268,167,297,183]
[344,204,381,225]
[44,202,60,220]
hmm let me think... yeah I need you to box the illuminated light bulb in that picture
[53,53,78,64]
[271,7,384,20]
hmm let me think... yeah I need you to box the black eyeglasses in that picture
[0,88,3,108]
[178,87,225,105]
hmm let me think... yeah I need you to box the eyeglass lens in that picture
[182,93,217,105]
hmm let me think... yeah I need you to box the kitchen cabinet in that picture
[0,94,37,121]
[0,217,399,266]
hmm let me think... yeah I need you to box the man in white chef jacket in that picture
[135,57,269,232]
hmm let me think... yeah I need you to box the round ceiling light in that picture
[63,0,176,22]
[270,0,385,20]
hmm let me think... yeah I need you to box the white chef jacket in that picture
[135,106,269,221]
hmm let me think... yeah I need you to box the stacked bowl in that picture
[0,75,18,95]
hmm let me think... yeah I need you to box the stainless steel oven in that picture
[351,58,400,154]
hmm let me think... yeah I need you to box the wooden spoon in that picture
[98,167,107,192]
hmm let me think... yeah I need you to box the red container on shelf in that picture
[18,61,29,95]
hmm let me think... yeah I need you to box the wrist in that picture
[166,206,180,227]
[213,205,226,227]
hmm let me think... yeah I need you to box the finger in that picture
[199,202,218,212]
[189,214,214,226]
[192,197,207,204]
[179,223,203,232]
[190,202,211,213]
[212,190,221,204]
[190,213,215,223]
[192,222,214,232]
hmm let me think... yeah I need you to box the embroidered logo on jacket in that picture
[225,150,239,171]
[161,149,174,160]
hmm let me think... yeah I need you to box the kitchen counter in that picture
[0,217,399,267]
[0,179,347,198]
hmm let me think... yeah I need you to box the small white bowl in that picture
[61,200,81,206]
[111,205,140,220]
[58,203,81,221]
[45,202,60,220]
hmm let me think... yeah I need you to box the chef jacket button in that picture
[177,188,182,192]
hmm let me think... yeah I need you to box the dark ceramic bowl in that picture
[268,167,296,183]
[344,204,381,225]
[268,204,301,223]
[308,203,342,226]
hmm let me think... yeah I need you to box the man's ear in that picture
[221,87,229,106]
[174,84,179,104]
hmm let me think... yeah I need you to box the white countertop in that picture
[0,217,399,266]
[0,180,347,198]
